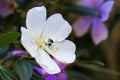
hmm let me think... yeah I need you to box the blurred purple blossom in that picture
[33,60,67,80]
[11,50,25,56]
[73,0,114,45]
[0,0,17,18]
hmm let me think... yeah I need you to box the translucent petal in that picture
[50,40,76,63]
[92,19,108,45]
[99,1,114,21]
[79,0,93,8]
[79,0,104,8]
[42,14,72,42]
[35,50,61,74]
[73,17,91,37]
[26,6,46,32]
[21,27,38,57]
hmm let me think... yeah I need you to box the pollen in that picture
[35,35,45,48]
[33,33,58,54]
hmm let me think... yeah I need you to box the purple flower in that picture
[44,74,58,80]
[33,61,67,80]
[0,0,17,18]
[33,66,46,75]
[73,0,114,45]
[11,50,25,56]
[54,59,67,70]
[57,71,67,80]
[33,66,67,80]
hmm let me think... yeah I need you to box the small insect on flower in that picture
[21,6,76,74]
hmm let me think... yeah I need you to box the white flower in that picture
[21,6,76,74]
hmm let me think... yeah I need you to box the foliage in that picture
[0,0,120,80]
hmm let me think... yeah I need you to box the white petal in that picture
[42,14,72,42]
[35,50,61,74]
[26,6,46,32]
[21,27,38,57]
[50,40,76,63]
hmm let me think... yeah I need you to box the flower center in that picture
[33,33,58,54]
[34,35,45,49]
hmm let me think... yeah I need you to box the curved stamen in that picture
[33,33,58,54]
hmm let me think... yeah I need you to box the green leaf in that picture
[0,45,10,60]
[76,49,90,59]
[0,32,20,48]
[0,66,19,80]
[13,60,33,80]
[65,4,100,17]
[67,70,91,80]
[77,62,120,75]
[31,70,44,80]
[2,52,14,61]
[79,61,104,66]
[0,45,9,55]
[23,59,38,66]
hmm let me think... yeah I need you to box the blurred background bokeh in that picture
[0,0,120,80]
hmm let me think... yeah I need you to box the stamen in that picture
[44,45,58,54]
[32,33,58,55]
